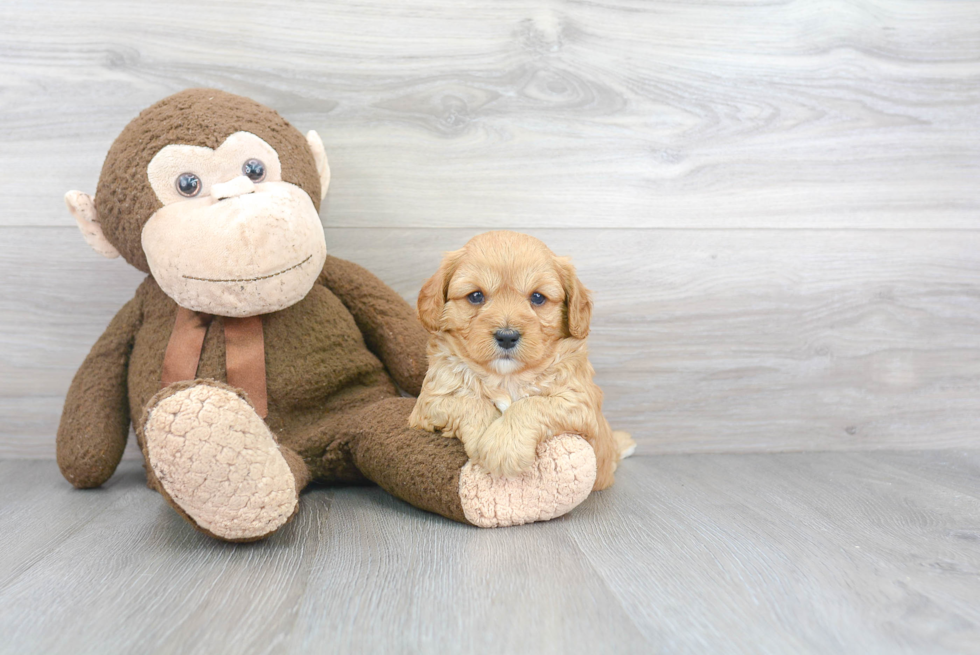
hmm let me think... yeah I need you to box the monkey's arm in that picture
[57,294,142,488]
[319,255,429,395]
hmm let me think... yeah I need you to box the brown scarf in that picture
[161,307,268,418]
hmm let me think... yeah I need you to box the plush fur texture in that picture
[142,380,299,541]
[141,179,327,317]
[458,433,597,527]
[58,90,596,539]
[59,256,478,529]
[95,89,321,273]
[410,231,635,490]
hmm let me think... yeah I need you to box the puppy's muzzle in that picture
[494,329,521,350]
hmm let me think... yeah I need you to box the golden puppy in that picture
[409,231,634,490]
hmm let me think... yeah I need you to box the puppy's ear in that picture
[558,256,593,339]
[417,249,463,332]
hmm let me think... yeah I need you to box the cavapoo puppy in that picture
[409,231,634,490]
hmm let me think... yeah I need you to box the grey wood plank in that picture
[4,226,978,457]
[1,453,978,654]
[283,485,650,655]
[570,451,980,654]
[1,1,978,229]
[0,460,650,655]
[863,450,980,502]
[0,460,144,590]
[0,460,338,655]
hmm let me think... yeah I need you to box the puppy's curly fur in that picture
[409,231,634,490]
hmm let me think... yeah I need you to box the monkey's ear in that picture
[306,130,331,200]
[65,191,119,259]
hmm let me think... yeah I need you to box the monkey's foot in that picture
[458,433,596,528]
[142,380,298,541]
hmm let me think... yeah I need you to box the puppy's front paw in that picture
[463,409,500,441]
[409,400,448,435]
[473,420,540,478]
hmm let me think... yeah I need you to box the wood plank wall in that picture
[1,0,978,458]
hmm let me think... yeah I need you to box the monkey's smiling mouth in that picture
[181,254,313,283]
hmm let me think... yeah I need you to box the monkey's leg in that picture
[140,379,307,542]
[347,397,598,527]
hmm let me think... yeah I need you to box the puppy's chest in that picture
[485,376,546,413]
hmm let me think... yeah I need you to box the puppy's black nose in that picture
[494,329,521,350]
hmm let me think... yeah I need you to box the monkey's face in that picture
[140,131,327,317]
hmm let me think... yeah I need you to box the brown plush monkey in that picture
[58,89,598,541]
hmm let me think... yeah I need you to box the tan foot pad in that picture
[144,383,297,541]
[459,433,597,528]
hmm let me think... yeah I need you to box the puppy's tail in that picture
[613,430,636,460]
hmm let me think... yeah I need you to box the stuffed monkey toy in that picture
[58,89,598,541]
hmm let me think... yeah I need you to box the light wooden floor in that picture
[1,452,978,654]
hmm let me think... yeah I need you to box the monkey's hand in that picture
[57,294,143,488]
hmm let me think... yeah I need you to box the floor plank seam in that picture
[0,484,144,594]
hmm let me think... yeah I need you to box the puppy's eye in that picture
[176,173,202,197]
[242,158,266,182]
[467,291,485,305]
[530,292,546,306]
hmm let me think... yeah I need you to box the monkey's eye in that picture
[242,159,266,182]
[530,292,546,306]
[467,291,485,305]
[175,173,202,198]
